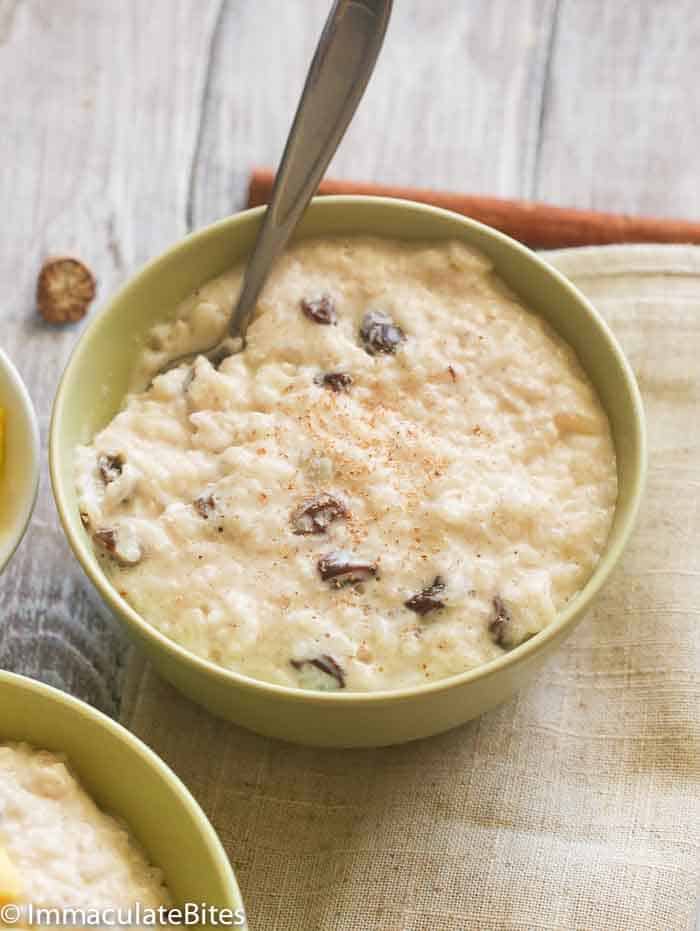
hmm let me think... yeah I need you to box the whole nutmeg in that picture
[37,256,96,323]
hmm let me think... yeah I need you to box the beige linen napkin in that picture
[121,245,700,931]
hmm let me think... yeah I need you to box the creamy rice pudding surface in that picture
[75,237,617,692]
[0,743,169,919]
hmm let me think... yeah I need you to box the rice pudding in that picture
[75,237,617,692]
[0,743,169,922]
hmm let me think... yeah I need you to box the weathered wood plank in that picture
[534,0,700,216]
[189,0,559,227]
[0,0,221,712]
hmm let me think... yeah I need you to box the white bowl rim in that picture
[0,345,40,574]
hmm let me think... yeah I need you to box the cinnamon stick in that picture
[247,168,700,250]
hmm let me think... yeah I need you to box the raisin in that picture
[300,294,337,325]
[94,528,117,553]
[291,654,346,689]
[314,371,353,393]
[290,493,349,535]
[98,453,124,485]
[318,552,377,587]
[79,511,90,530]
[359,310,405,355]
[194,494,216,519]
[93,528,142,566]
[489,595,512,648]
[405,576,446,616]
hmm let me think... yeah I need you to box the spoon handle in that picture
[228,0,393,342]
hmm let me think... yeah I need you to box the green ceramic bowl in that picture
[0,671,245,925]
[0,347,40,574]
[50,197,646,747]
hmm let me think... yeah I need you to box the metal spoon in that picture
[158,0,393,377]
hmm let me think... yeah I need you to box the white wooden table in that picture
[1,1,698,924]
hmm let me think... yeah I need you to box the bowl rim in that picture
[0,669,242,906]
[0,345,40,574]
[50,195,647,706]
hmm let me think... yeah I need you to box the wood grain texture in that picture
[535,0,700,216]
